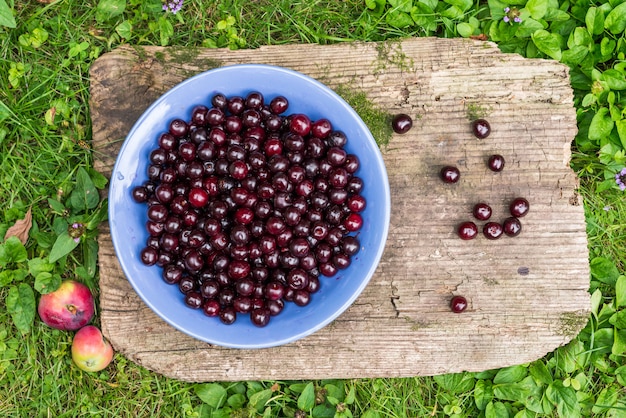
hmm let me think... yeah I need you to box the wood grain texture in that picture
[90,38,590,382]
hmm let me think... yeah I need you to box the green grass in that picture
[2,0,626,416]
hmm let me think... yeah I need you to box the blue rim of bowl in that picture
[109,64,391,348]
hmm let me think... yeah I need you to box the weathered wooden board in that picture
[90,38,590,382]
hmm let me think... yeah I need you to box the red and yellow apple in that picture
[37,280,95,331]
[71,325,114,372]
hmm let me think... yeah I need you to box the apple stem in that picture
[67,305,77,315]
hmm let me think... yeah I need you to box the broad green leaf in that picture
[586,7,605,35]
[227,393,246,409]
[590,255,620,285]
[493,365,527,384]
[590,288,603,317]
[561,45,588,66]
[602,69,626,90]
[616,276,626,308]
[612,329,626,355]
[95,0,126,23]
[27,257,55,278]
[324,383,345,402]
[568,27,593,49]
[248,389,272,412]
[313,404,339,418]
[615,365,626,386]
[0,269,17,286]
[617,120,626,150]
[592,385,619,414]
[115,20,133,39]
[48,231,80,263]
[556,339,586,373]
[605,2,626,34]
[69,167,99,211]
[529,360,553,385]
[433,372,475,394]
[389,0,412,13]
[485,401,509,418]
[297,382,315,411]
[0,236,28,266]
[593,327,615,354]
[361,410,382,418]
[411,3,438,32]
[0,0,16,28]
[386,10,413,28]
[514,410,536,418]
[444,0,472,12]
[545,381,580,418]
[474,380,494,411]
[516,18,545,38]
[526,0,548,20]
[158,16,174,46]
[6,283,36,335]
[493,382,530,404]
[34,272,61,295]
[531,30,562,60]
[47,198,66,214]
[194,383,227,408]
[457,22,474,37]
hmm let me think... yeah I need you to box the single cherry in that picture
[440,166,460,184]
[473,203,492,221]
[392,114,413,134]
[457,221,478,240]
[487,154,505,172]
[503,217,522,237]
[510,197,530,218]
[450,296,467,313]
[472,119,491,139]
[483,222,503,240]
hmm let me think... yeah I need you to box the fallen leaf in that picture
[4,208,32,245]
[470,34,489,41]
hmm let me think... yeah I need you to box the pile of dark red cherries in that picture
[131,91,366,327]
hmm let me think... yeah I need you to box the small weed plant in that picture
[1,0,626,416]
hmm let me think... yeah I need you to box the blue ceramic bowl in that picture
[109,64,390,348]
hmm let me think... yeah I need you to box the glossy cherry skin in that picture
[440,166,460,184]
[457,221,478,240]
[503,217,522,237]
[487,154,505,172]
[473,203,492,221]
[450,296,467,313]
[391,114,413,134]
[472,119,491,139]
[483,222,503,240]
[510,197,530,218]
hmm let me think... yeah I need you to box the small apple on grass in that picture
[71,325,114,372]
[38,280,95,331]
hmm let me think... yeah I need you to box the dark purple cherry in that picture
[473,203,492,221]
[169,119,188,138]
[488,154,505,172]
[290,113,311,136]
[483,222,503,240]
[392,114,413,134]
[458,221,478,240]
[472,119,491,139]
[503,217,522,237]
[450,296,467,313]
[440,166,460,184]
[269,96,289,114]
[510,197,529,218]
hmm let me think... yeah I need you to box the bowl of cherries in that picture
[108,64,391,349]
